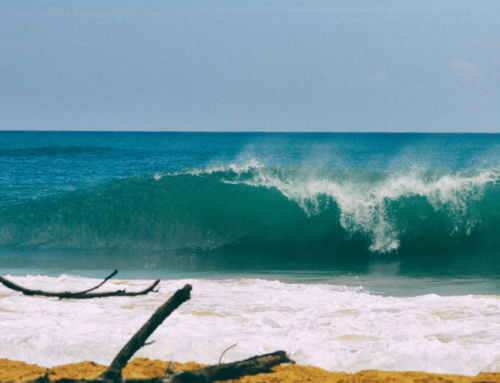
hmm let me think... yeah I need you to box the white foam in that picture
[1,275,500,375]
[181,159,263,177]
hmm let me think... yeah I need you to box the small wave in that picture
[0,146,115,157]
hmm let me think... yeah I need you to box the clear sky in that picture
[1,1,499,132]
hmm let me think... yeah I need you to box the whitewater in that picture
[2,275,500,375]
[2,132,500,375]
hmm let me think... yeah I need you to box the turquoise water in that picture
[5,132,500,372]
[2,132,500,292]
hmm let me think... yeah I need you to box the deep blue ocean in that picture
[2,131,500,294]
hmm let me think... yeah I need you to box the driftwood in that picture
[163,351,293,383]
[0,270,160,299]
[101,284,193,382]
[2,278,294,383]
[30,352,292,383]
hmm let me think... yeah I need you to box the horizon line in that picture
[0,130,499,134]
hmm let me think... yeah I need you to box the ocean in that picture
[1,131,500,374]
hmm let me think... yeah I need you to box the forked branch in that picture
[0,270,160,299]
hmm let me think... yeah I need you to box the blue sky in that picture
[1,1,499,132]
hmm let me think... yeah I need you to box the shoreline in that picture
[1,358,499,383]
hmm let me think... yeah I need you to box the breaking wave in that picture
[1,163,500,274]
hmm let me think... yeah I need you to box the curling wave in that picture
[1,163,500,274]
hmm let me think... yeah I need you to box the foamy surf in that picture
[1,275,500,375]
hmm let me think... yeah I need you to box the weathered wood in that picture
[166,351,293,383]
[0,270,160,299]
[100,284,192,382]
[23,351,292,383]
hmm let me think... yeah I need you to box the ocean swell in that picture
[1,164,499,274]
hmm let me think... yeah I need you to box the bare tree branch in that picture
[219,341,238,364]
[166,351,293,383]
[0,272,160,299]
[100,284,192,382]
[72,270,119,295]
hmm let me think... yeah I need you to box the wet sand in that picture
[0,358,499,383]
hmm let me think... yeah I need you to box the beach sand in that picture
[0,358,499,383]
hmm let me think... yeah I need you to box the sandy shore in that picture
[0,358,499,383]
